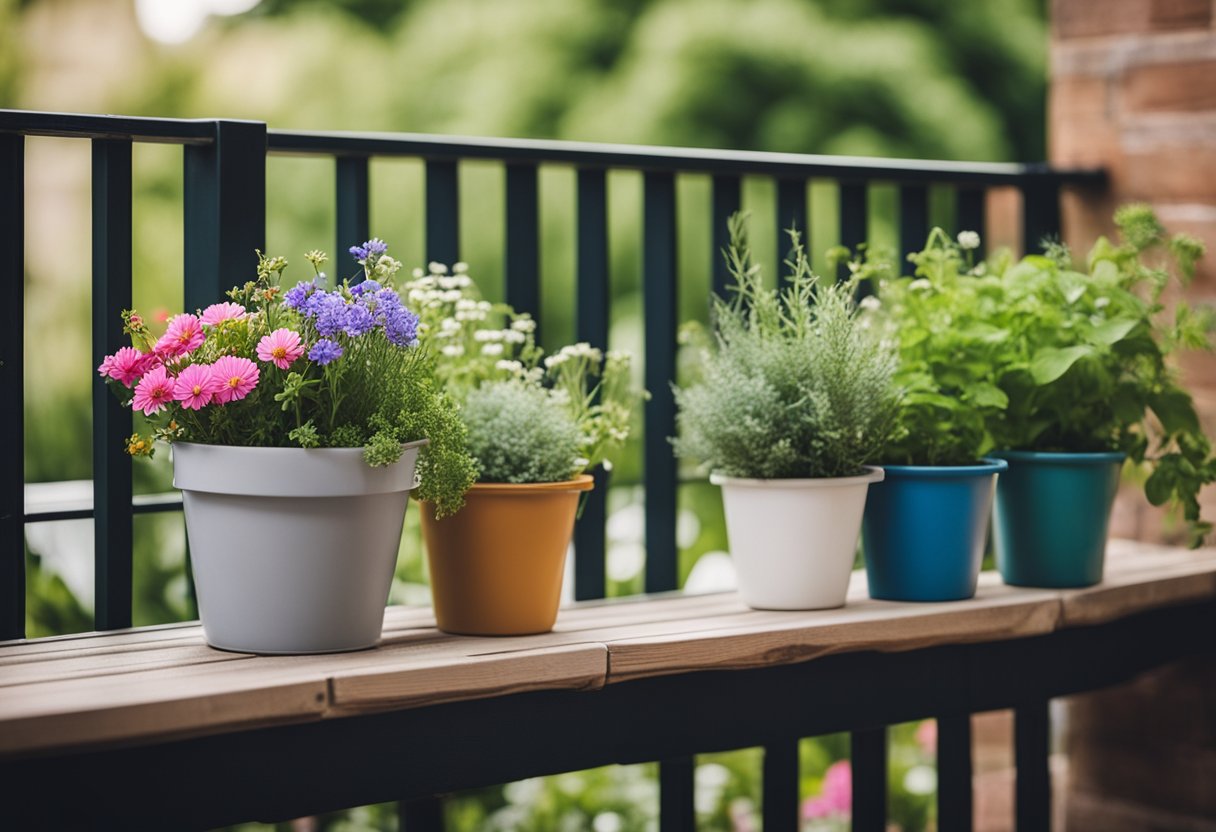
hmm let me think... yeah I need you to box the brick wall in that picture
[1052,0,1216,544]
[1051,6,1216,829]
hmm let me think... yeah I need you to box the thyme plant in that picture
[674,213,901,479]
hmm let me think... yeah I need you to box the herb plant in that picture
[988,205,1216,543]
[402,262,640,483]
[842,228,1008,466]
[674,213,901,479]
[99,241,477,516]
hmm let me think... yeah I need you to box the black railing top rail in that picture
[268,128,1107,186]
[0,110,228,144]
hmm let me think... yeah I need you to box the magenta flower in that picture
[173,363,218,411]
[156,313,205,359]
[131,365,175,415]
[257,328,304,370]
[802,760,851,821]
[211,356,260,404]
[97,347,158,387]
[200,302,247,326]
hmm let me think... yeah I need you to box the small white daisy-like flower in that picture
[474,329,504,342]
[909,278,933,291]
[453,262,469,274]
[511,317,536,333]
[411,268,424,279]
[428,262,448,275]
[957,231,981,251]
[503,330,526,344]
[859,295,882,311]
[495,359,523,373]
[481,342,504,356]
[544,353,567,369]
[441,344,465,357]
[440,318,461,332]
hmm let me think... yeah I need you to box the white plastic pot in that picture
[711,467,884,610]
[172,440,426,654]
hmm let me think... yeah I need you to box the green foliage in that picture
[674,214,901,479]
[986,206,1216,544]
[405,262,642,483]
[847,228,1007,465]
[463,380,582,484]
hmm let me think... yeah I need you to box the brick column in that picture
[1051,4,1216,829]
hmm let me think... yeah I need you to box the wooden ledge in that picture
[1,539,1214,758]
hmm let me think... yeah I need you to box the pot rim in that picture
[710,465,884,489]
[874,457,1009,477]
[467,474,595,495]
[992,449,1126,465]
[174,438,429,455]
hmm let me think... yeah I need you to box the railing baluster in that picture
[899,184,929,275]
[336,155,370,264]
[183,120,267,311]
[0,133,24,640]
[425,159,459,266]
[776,178,807,267]
[711,175,740,299]
[838,181,868,286]
[659,755,695,831]
[642,171,678,594]
[851,727,887,832]
[762,739,800,832]
[505,163,540,328]
[92,139,135,631]
[1020,174,1060,257]
[956,188,987,259]
[937,715,974,832]
[574,168,609,601]
[1015,701,1051,831]
[399,796,444,831]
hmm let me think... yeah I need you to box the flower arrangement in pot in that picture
[839,230,1008,602]
[98,241,475,654]
[404,262,640,636]
[673,214,901,610]
[983,204,1215,586]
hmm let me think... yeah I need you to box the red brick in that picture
[1123,142,1216,201]
[1054,0,1148,39]
[1149,0,1212,30]
[1124,60,1216,113]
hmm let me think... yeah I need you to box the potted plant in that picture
[840,230,1008,602]
[405,263,639,635]
[984,205,1215,586]
[99,241,476,653]
[673,214,901,610]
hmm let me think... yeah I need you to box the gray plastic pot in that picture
[173,440,426,654]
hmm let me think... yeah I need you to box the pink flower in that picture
[802,760,851,821]
[156,313,205,359]
[915,719,937,756]
[131,366,175,415]
[257,328,304,370]
[200,302,247,326]
[173,363,219,410]
[97,347,158,387]
[211,356,259,404]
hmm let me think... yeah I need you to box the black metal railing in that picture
[0,109,1107,832]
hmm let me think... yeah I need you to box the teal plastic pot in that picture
[992,450,1125,588]
[862,459,1007,602]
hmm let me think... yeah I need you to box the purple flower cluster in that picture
[348,238,388,261]
[282,279,420,350]
[308,339,343,365]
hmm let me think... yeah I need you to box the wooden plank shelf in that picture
[2,539,1214,760]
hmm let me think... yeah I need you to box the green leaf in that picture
[1030,345,1095,385]
[1149,388,1201,435]
[1090,317,1139,346]
[1144,467,1173,506]
[968,383,1008,409]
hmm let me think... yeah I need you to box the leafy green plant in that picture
[463,381,582,483]
[986,205,1216,543]
[404,262,641,483]
[840,228,1008,466]
[674,213,901,479]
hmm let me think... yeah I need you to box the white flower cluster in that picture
[543,342,603,369]
[859,295,882,311]
[956,231,981,251]
[909,278,933,292]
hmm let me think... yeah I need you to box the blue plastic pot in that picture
[862,458,1007,602]
[992,450,1125,588]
